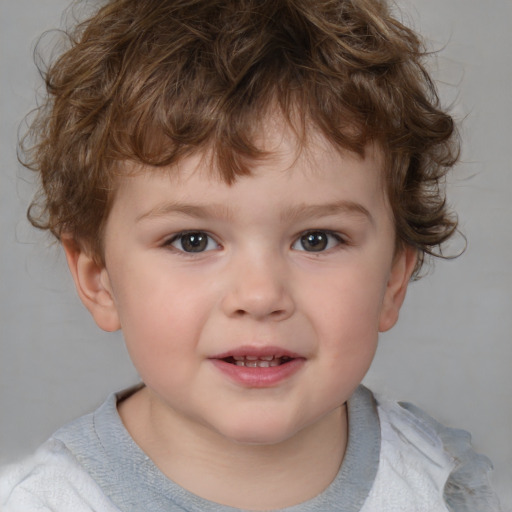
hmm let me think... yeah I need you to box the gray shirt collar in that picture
[56,384,380,512]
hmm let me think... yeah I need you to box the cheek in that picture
[305,267,388,381]
[311,268,389,337]
[108,263,212,374]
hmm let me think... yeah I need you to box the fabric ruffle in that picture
[399,402,503,512]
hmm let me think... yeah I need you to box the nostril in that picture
[270,308,287,318]
[234,308,287,318]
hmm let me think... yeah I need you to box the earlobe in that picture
[378,246,417,333]
[62,238,121,332]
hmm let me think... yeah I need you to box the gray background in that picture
[1,0,511,508]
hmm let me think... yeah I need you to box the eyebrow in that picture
[136,199,373,225]
[136,202,234,222]
[279,201,374,225]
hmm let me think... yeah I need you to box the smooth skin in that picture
[63,123,416,509]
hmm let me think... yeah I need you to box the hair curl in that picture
[23,0,460,276]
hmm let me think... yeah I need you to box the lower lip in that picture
[210,359,305,388]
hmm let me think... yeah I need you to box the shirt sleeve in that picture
[0,438,122,512]
[399,402,503,512]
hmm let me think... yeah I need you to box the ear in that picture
[62,237,121,332]
[378,246,417,332]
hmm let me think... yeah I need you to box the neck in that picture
[119,387,348,510]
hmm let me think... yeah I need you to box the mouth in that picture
[210,348,305,386]
[221,355,294,368]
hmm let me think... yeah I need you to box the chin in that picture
[214,415,303,447]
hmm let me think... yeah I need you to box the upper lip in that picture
[210,346,304,360]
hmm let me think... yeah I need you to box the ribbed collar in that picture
[56,384,380,512]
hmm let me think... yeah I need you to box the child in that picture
[0,0,502,510]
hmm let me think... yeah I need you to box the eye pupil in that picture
[181,232,207,252]
[301,232,328,252]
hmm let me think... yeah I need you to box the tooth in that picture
[260,355,274,361]
[233,356,245,361]
[269,360,279,367]
[245,356,258,361]
[246,361,258,367]
[257,361,270,367]
[236,361,245,366]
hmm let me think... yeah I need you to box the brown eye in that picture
[293,231,342,252]
[170,232,217,253]
[300,232,328,251]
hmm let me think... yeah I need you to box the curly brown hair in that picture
[23,0,459,276]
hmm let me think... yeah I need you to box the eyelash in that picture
[291,230,347,253]
[164,231,220,255]
[163,229,347,255]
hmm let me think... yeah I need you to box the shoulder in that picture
[372,394,502,512]
[0,438,121,512]
[0,426,121,512]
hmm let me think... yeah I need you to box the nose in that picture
[221,252,295,321]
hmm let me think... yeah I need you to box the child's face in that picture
[70,126,415,446]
